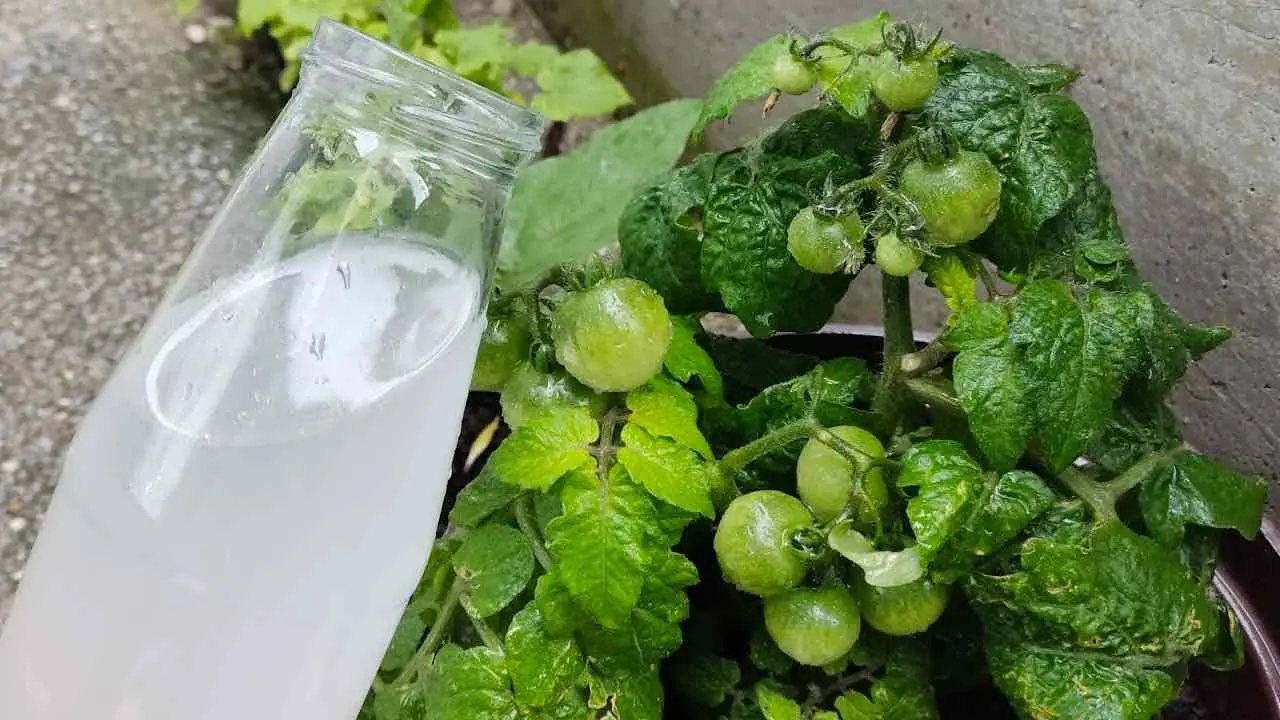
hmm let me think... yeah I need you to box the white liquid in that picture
[0,236,484,719]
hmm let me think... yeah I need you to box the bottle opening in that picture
[302,19,547,159]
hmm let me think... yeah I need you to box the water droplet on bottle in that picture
[309,332,327,360]
[220,310,236,322]
[182,382,194,400]
[336,261,352,289]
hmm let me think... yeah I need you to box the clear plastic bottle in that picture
[0,20,544,719]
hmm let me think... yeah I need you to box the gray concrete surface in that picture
[0,0,280,613]
[534,0,1280,497]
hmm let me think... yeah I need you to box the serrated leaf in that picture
[925,51,1096,273]
[534,571,583,638]
[1117,275,1232,398]
[532,49,633,121]
[500,100,701,289]
[579,551,696,675]
[1088,395,1182,473]
[594,667,664,720]
[828,524,924,588]
[421,645,519,719]
[812,14,891,118]
[663,317,726,401]
[449,471,523,527]
[834,641,939,720]
[755,683,802,720]
[1139,450,1267,545]
[700,109,868,336]
[451,524,535,617]
[943,302,1031,470]
[482,407,598,491]
[619,425,715,517]
[433,22,514,76]
[509,42,561,76]
[505,604,586,708]
[1009,280,1147,472]
[619,154,724,315]
[923,252,979,314]
[546,468,656,628]
[626,379,714,458]
[672,655,741,708]
[899,442,1055,578]
[694,35,792,140]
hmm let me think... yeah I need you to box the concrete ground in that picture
[0,0,560,615]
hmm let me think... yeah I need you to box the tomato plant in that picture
[361,15,1265,720]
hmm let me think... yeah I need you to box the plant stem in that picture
[718,418,817,477]
[872,274,915,435]
[1104,451,1172,498]
[516,493,554,571]
[903,376,964,415]
[976,262,1003,299]
[1059,467,1117,522]
[812,426,888,468]
[459,593,506,654]
[900,340,951,377]
[394,576,465,685]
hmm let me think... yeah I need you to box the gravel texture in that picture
[0,0,568,618]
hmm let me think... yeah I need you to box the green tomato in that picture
[715,491,815,597]
[552,278,672,392]
[471,315,532,391]
[899,151,1003,246]
[772,53,818,95]
[872,57,940,111]
[499,363,603,428]
[874,232,924,277]
[854,577,950,636]
[787,208,853,275]
[795,426,888,524]
[764,585,862,666]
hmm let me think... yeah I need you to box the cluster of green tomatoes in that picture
[773,35,1003,277]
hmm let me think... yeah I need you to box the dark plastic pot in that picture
[447,323,1280,719]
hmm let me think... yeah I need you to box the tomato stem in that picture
[1058,467,1117,522]
[459,593,506,654]
[900,340,951,377]
[718,418,816,477]
[394,575,465,685]
[516,493,554,571]
[872,273,915,435]
[976,262,1004,299]
[902,376,963,415]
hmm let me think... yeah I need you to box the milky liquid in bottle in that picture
[0,235,483,719]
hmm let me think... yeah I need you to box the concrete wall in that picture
[531,0,1280,493]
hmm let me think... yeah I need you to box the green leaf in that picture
[755,683,802,720]
[505,604,586,708]
[176,0,199,17]
[1118,275,1232,398]
[897,441,986,564]
[810,14,891,117]
[451,524,535,617]
[704,337,819,396]
[433,22,514,76]
[545,467,656,628]
[834,641,939,720]
[618,424,715,517]
[663,317,726,401]
[499,100,701,289]
[626,377,713,458]
[983,627,1177,720]
[925,51,1096,273]
[481,407,598,491]
[899,442,1055,578]
[379,612,427,672]
[671,655,741,708]
[944,302,1031,470]
[619,155,724,316]
[449,472,523,528]
[700,109,868,336]
[922,252,979,314]
[382,0,425,50]
[694,35,791,140]
[422,0,459,34]
[828,524,924,587]
[421,645,519,719]
[594,667,665,720]
[534,571,583,638]
[969,518,1222,719]
[579,551,696,675]
[1019,63,1081,93]
[278,0,353,30]
[1032,167,1131,284]
[1009,280,1147,472]
[531,49,633,121]
[509,42,561,76]
[1139,450,1267,544]
[1088,395,1182,473]
[237,0,281,34]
